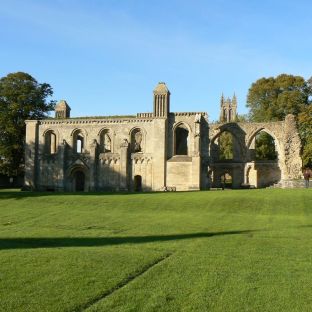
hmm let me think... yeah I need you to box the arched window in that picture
[73,130,84,154]
[131,128,143,153]
[100,130,112,153]
[44,130,57,154]
[175,124,189,155]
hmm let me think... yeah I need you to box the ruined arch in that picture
[247,127,281,154]
[210,124,246,162]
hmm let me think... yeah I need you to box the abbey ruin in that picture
[24,82,302,192]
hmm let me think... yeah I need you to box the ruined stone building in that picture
[24,83,303,192]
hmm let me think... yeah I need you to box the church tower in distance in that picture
[219,93,237,122]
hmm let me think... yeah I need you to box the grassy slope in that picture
[0,189,312,312]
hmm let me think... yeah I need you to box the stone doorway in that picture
[74,170,85,191]
[134,175,142,192]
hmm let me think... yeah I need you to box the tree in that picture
[255,132,277,160]
[0,72,55,176]
[298,105,312,167]
[247,74,311,122]
[219,131,233,160]
[247,74,312,167]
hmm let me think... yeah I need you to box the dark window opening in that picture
[175,127,188,155]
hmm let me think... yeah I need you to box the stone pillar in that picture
[24,120,39,190]
[152,119,167,190]
[120,139,129,191]
[89,139,98,191]
[191,114,201,190]
[194,114,201,156]
[248,137,256,161]
[283,114,302,179]
[57,140,66,191]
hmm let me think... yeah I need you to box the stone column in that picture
[120,139,129,191]
[89,139,98,191]
[191,114,201,189]
[152,118,167,190]
[24,120,39,190]
[57,140,66,191]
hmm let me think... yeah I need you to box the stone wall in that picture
[209,114,302,188]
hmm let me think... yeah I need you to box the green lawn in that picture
[0,189,312,312]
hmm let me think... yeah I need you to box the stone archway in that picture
[209,115,302,188]
[66,164,89,192]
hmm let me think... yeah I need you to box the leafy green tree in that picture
[236,114,250,122]
[247,74,311,122]
[219,131,233,160]
[247,74,312,166]
[298,105,312,167]
[255,132,277,160]
[0,72,55,176]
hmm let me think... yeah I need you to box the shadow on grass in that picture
[0,230,256,250]
[0,190,202,200]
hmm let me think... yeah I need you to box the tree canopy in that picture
[247,74,312,122]
[0,72,55,176]
[298,105,312,167]
[247,74,312,167]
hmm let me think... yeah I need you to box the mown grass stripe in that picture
[71,253,172,312]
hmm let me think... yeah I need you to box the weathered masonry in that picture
[24,83,302,192]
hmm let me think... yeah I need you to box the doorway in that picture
[134,175,142,192]
[74,170,85,191]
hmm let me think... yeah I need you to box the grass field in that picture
[0,189,312,312]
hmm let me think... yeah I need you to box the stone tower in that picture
[220,94,237,122]
[153,82,170,117]
[55,100,71,119]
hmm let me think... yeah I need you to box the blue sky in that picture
[1,0,311,121]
